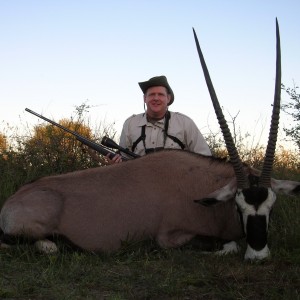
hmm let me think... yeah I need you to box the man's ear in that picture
[167,94,171,105]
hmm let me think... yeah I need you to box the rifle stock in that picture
[101,136,140,159]
[25,108,129,161]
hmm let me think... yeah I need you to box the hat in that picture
[138,75,174,105]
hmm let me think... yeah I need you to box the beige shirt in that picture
[119,111,211,157]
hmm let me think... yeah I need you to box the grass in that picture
[0,249,299,299]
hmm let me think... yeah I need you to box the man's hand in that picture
[106,153,123,164]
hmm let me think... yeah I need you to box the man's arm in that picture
[183,115,211,156]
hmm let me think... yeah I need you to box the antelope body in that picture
[1,152,242,252]
[1,19,299,260]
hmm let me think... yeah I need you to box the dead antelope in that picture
[0,19,299,260]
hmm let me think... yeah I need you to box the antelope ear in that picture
[271,178,300,195]
[194,178,237,206]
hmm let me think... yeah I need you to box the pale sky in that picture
[1,1,299,148]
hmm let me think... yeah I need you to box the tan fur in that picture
[0,150,243,252]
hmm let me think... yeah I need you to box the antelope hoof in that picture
[35,239,58,254]
[0,242,11,249]
[244,245,270,261]
[215,241,239,256]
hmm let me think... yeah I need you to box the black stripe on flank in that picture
[194,198,219,207]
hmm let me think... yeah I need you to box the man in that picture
[109,75,211,163]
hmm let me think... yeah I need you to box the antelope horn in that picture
[192,28,248,189]
[259,18,281,187]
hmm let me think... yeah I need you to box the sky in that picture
[1,1,299,148]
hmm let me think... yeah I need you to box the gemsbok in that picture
[0,19,299,260]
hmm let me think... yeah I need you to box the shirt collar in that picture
[138,113,166,128]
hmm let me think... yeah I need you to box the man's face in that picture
[144,86,171,118]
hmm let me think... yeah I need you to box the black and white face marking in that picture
[235,187,276,260]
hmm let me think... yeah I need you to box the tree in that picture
[22,118,101,175]
[19,102,119,177]
[0,133,7,153]
[282,83,300,150]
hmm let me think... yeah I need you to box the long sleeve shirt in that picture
[119,111,211,157]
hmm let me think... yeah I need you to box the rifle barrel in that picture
[25,108,128,161]
[26,108,79,137]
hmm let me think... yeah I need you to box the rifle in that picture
[25,108,136,161]
[101,136,140,159]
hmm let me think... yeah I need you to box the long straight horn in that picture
[259,19,282,187]
[192,28,248,189]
